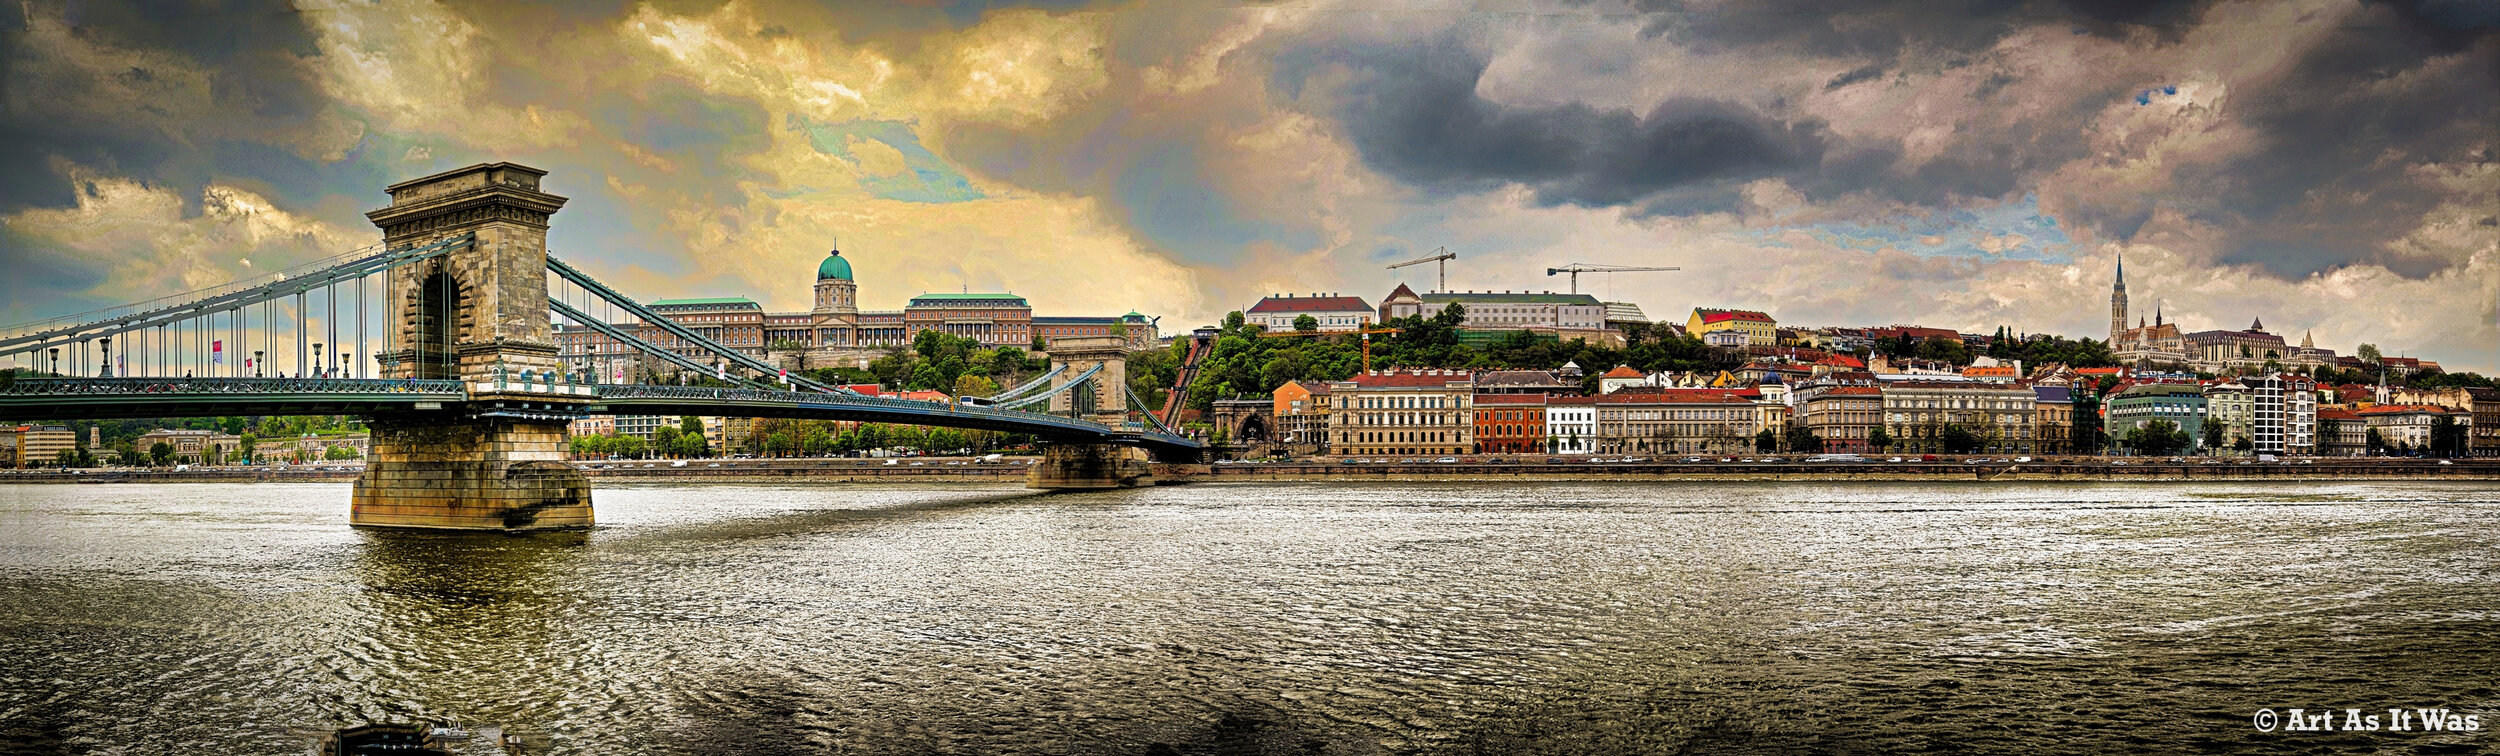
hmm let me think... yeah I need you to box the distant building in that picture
[2203,381,2253,452]
[1327,369,1475,457]
[1474,393,1548,454]
[555,246,1156,376]
[2358,404,2468,452]
[1545,396,1597,454]
[17,425,74,467]
[2036,385,2077,454]
[132,429,216,463]
[2389,386,2500,456]
[1798,385,1883,454]
[1245,294,1374,333]
[1596,365,1649,394]
[2250,373,2317,455]
[1594,391,1762,455]
[2316,409,2367,457]
[2105,383,2208,453]
[1378,285,1618,346]
[2182,318,2289,373]
[1879,381,2039,454]
[1686,308,1777,347]
[1603,302,1649,330]
[1272,380,1335,454]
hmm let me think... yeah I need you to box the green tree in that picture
[2232,436,2253,453]
[325,445,361,460]
[1940,424,1981,454]
[2430,415,2467,457]
[1293,314,1319,332]
[55,449,76,468]
[149,442,175,467]
[954,374,1001,398]
[2365,427,2386,454]
[1754,428,1778,453]
[1868,426,1892,452]
[2126,419,2189,456]
[2357,343,2382,363]
[2202,419,2224,453]
[1784,425,1824,454]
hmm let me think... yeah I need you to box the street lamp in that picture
[47,347,59,376]
[312,343,324,378]
[253,351,265,377]
[97,336,111,377]
[341,352,352,379]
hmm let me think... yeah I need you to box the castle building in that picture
[557,246,1157,378]
[2108,255,2186,367]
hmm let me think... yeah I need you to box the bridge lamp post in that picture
[313,343,324,379]
[342,352,352,379]
[97,337,111,378]
[47,347,59,377]
[253,351,265,378]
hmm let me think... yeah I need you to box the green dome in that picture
[816,249,852,281]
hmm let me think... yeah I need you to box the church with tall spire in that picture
[2108,254,2185,366]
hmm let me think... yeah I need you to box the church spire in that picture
[2155,299,2163,327]
[2302,330,2314,349]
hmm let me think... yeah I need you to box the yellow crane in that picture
[1387,247,1457,292]
[1545,262,1679,295]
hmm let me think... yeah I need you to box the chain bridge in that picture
[0,163,1200,530]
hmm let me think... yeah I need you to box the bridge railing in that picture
[1,377,467,396]
[593,384,1116,427]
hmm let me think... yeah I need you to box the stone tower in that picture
[353,163,590,531]
[810,246,859,347]
[2109,253,2129,343]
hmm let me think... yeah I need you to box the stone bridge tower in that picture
[353,163,590,531]
[1029,336,1152,489]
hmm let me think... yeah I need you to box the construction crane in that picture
[1255,326,1403,373]
[1387,246,1457,292]
[1546,263,1679,295]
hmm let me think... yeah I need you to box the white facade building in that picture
[1546,396,1597,454]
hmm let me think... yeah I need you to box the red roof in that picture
[1600,365,1645,379]
[1597,392,1756,405]
[2358,404,2451,415]
[1248,295,1372,314]
[1547,395,1597,405]
[1817,355,1866,368]
[1343,370,1471,388]
[2317,409,2361,421]
[1474,393,1548,405]
[1821,386,1883,396]
[1699,309,1773,324]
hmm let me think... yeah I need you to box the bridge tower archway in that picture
[1043,336,1131,426]
[356,162,590,531]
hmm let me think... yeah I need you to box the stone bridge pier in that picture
[1029,336,1153,489]
[353,163,592,530]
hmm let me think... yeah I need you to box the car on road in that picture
[2014,457,2032,463]
[1435,457,1459,464]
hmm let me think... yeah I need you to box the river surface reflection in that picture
[3,481,2495,754]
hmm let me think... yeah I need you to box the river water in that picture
[2,481,2494,754]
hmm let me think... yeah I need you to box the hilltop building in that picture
[556,246,1156,378]
[1245,294,1374,332]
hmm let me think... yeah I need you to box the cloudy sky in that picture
[2,0,2493,370]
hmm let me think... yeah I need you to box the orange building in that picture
[1474,393,1548,454]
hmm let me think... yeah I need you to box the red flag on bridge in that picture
[212,340,223,364]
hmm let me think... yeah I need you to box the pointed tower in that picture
[2249,316,2264,333]
[2301,330,2314,350]
[2110,253,2129,343]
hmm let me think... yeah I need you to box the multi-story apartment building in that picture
[568,416,617,438]
[1879,381,2039,454]
[1594,391,1761,455]
[1327,370,1475,457]
[1474,394,1547,454]
[16,425,74,467]
[2316,409,2367,457]
[2389,386,2500,456]
[1798,385,1882,453]
[1245,294,1375,332]
[2204,381,2253,452]
[2251,373,2316,455]
[1686,308,1778,347]
[2032,385,2074,454]
[1272,380,1335,453]
[1545,396,1597,454]
[1473,369,1577,396]
[2358,405,2470,452]
[2104,383,2208,453]
[615,415,669,440]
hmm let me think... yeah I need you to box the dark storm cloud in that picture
[0,0,332,213]
[1312,34,1830,216]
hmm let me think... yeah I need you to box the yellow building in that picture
[1686,308,1777,347]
